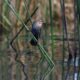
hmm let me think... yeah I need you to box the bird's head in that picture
[36,20,43,27]
[33,20,44,28]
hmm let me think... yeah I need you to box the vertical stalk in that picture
[76,0,80,80]
[60,0,65,80]
[49,0,54,80]
[60,0,72,80]
[49,0,54,58]
[73,0,78,80]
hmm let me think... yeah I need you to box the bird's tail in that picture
[30,38,38,46]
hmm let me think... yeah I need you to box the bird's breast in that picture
[31,28,40,34]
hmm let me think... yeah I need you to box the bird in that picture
[30,20,43,46]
